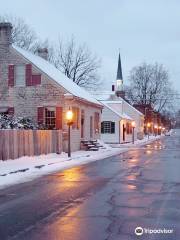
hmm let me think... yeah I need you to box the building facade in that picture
[0,22,102,152]
[93,53,144,143]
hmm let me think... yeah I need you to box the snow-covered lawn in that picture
[0,136,163,189]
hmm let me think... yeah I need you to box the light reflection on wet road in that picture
[0,130,180,240]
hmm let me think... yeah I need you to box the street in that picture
[0,131,180,240]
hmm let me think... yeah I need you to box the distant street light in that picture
[66,109,73,157]
[154,125,158,136]
[147,122,151,139]
[131,121,136,144]
[159,126,162,135]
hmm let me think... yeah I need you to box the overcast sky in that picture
[0,0,180,91]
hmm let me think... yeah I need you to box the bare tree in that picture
[126,62,175,112]
[0,16,101,89]
[50,38,101,89]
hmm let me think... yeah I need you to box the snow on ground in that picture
[0,135,163,189]
[110,135,162,148]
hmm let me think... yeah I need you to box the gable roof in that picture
[101,101,132,120]
[92,91,144,116]
[12,45,102,106]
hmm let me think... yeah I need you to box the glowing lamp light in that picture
[147,122,151,128]
[154,125,158,129]
[66,109,73,158]
[131,121,136,128]
[159,126,162,129]
[66,110,73,121]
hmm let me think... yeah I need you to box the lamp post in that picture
[131,121,136,144]
[147,122,151,139]
[66,109,73,157]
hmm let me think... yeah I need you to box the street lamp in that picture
[147,122,151,139]
[66,109,73,157]
[154,125,158,137]
[131,121,136,144]
[159,126,162,135]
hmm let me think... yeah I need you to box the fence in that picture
[0,130,62,160]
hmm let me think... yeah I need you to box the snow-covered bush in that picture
[0,114,37,129]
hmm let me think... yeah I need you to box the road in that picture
[0,130,180,240]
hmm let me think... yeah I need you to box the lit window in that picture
[15,65,25,86]
[101,121,115,134]
[45,107,56,129]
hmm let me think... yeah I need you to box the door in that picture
[90,116,93,139]
[123,124,126,142]
[81,110,85,138]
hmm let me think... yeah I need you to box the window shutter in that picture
[37,107,44,125]
[101,122,104,133]
[8,65,14,87]
[56,107,63,129]
[72,107,76,129]
[8,107,14,115]
[77,108,79,129]
[111,122,115,134]
[32,74,41,85]
[26,64,32,86]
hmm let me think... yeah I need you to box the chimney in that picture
[0,22,13,46]
[37,48,48,60]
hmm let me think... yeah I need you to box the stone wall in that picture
[0,44,102,152]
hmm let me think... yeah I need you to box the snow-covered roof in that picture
[12,45,102,106]
[91,91,115,101]
[102,101,132,120]
[92,91,144,116]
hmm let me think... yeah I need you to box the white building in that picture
[93,53,144,144]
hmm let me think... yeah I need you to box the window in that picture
[101,121,115,134]
[72,107,79,129]
[94,112,100,133]
[45,107,56,129]
[15,65,25,86]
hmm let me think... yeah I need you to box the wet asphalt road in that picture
[0,131,180,240]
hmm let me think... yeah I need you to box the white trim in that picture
[102,102,132,120]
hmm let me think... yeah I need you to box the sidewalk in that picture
[0,135,163,189]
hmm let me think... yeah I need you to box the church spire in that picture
[116,52,123,92]
[116,52,123,81]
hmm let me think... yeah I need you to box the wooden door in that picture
[90,116,93,139]
[81,110,85,138]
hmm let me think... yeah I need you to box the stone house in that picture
[0,22,102,152]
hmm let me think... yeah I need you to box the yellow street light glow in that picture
[66,110,73,121]
[159,126,162,129]
[154,125,158,129]
[131,121,136,127]
[147,122,151,128]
